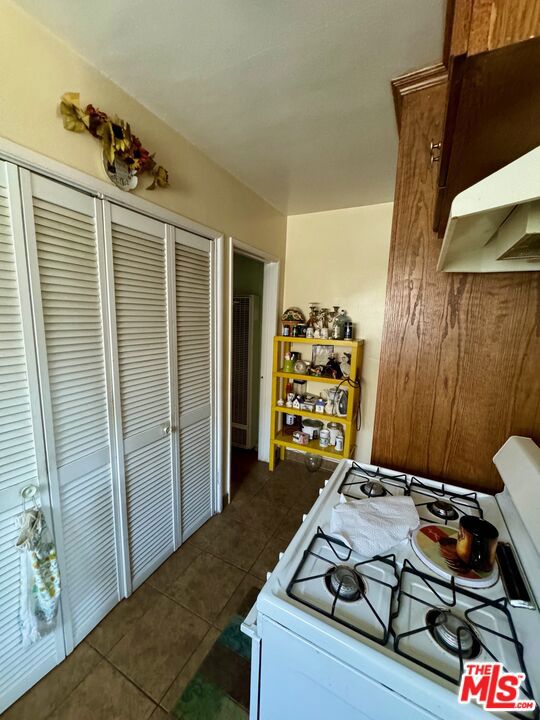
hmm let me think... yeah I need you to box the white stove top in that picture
[255,459,540,719]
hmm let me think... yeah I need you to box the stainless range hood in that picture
[438,147,540,272]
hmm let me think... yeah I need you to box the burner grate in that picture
[286,528,398,645]
[409,477,483,525]
[339,463,410,500]
[392,559,538,720]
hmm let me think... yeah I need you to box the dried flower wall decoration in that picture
[59,92,169,191]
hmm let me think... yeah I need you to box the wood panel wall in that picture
[371,79,540,494]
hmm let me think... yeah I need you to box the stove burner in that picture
[360,481,387,497]
[426,609,481,659]
[427,500,459,521]
[325,565,366,602]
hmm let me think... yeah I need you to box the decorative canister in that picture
[302,418,323,440]
[319,429,330,448]
[315,397,325,414]
[306,327,314,338]
[335,432,344,452]
[327,421,344,446]
[283,352,295,373]
[320,327,329,339]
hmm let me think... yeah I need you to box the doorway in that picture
[226,241,280,502]
[230,252,264,497]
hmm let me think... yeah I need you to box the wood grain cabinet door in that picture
[372,79,540,493]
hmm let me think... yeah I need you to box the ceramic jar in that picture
[319,429,330,448]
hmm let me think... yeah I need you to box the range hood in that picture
[438,147,540,272]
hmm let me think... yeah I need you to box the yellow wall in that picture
[0,0,286,257]
[284,203,393,462]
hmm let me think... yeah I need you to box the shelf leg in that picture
[269,444,276,472]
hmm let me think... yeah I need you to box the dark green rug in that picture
[171,588,258,719]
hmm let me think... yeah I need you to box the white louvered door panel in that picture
[0,162,64,713]
[21,171,120,652]
[175,228,214,540]
[107,205,175,590]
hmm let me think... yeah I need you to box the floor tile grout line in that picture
[185,531,271,574]
[102,655,162,710]
[40,653,97,720]
[154,567,255,711]
[156,623,217,712]
[150,581,240,629]
[40,642,159,720]
[90,615,206,714]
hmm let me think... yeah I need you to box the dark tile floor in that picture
[3,454,330,720]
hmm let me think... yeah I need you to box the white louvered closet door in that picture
[0,163,65,713]
[20,171,120,652]
[107,205,175,590]
[175,228,214,540]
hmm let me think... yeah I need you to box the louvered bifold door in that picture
[20,171,120,652]
[0,163,65,712]
[107,204,176,590]
[175,228,214,540]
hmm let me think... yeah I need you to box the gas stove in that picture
[244,438,540,720]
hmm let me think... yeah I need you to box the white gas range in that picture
[242,437,540,720]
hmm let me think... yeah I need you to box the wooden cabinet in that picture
[372,70,540,494]
[434,0,540,237]
[445,0,540,59]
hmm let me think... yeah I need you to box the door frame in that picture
[226,237,280,500]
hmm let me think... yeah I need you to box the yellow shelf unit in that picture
[269,335,363,471]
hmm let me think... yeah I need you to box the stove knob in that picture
[318,488,323,496]
[302,514,307,521]
[266,571,272,580]
[324,479,329,486]
[279,552,284,560]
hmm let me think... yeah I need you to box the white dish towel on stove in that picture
[330,495,420,557]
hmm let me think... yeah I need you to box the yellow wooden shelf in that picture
[275,370,344,385]
[273,405,351,426]
[270,334,363,470]
[275,336,363,347]
[274,430,345,459]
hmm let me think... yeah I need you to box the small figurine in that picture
[327,306,340,333]
[307,303,320,329]
[323,353,343,379]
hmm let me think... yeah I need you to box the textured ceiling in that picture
[15,0,444,214]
